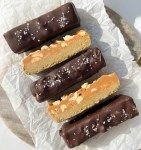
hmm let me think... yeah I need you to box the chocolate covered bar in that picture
[48,73,120,123]
[22,30,91,74]
[3,3,80,53]
[31,47,106,102]
[59,95,139,148]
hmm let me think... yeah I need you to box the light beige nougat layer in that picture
[22,30,91,74]
[47,73,120,123]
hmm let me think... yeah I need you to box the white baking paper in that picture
[0,0,141,149]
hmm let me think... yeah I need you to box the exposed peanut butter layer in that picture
[47,73,120,123]
[22,30,91,74]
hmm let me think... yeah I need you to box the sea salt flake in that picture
[122,109,126,114]
[57,12,69,28]
[23,30,28,35]
[32,37,36,40]
[92,124,97,132]
[111,114,116,118]
[107,117,112,122]
[84,126,90,136]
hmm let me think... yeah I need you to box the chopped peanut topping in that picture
[61,95,68,100]
[91,88,97,92]
[41,45,48,50]
[76,96,83,104]
[53,100,60,106]
[63,35,74,41]
[61,42,67,47]
[78,30,86,36]
[61,105,67,112]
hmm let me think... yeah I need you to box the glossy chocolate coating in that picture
[59,95,139,148]
[3,3,80,53]
[31,47,106,102]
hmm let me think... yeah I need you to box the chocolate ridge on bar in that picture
[3,3,80,53]
[31,47,106,102]
[59,95,139,148]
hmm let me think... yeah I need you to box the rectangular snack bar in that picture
[22,30,91,74]
[47,73,120,123]
[31,47,106,102]
[59,95,139,148]
[3,3,80,53]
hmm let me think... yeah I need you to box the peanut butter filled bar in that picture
[48,73,120,123]
[22,30,91,74]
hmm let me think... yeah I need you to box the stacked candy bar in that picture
[31,47,106,102]
[4,2,139,149]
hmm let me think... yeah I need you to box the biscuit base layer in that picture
[47,73,120,123]
[22,30,91,74]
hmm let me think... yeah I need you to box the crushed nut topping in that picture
[41,45,48,50]
[81,83,90,89]
[81,83,89,89]
[63,35,74,41]
[56,40,62,43]
[61,95,68,100]
[76,96,83,104]
[78,30,86,36]
[86,84,90,89]
[108,74,113,77]
[53,100,60,106]
[61,42,67,47]
[50,44,57,48]
[69,92,78,101]
[61,105,67,112]
[91,88,97,92]
[32,52,43,58]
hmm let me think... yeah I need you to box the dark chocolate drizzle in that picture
[31,47,106,102]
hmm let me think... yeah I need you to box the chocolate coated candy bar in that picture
[31,47,106,102]
[3,3,80,53]
[59,95,139,148]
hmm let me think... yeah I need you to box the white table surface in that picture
[0,118,34,150]
[0,1,141,150]
[104,0,141,39]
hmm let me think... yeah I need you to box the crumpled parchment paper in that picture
[0,0,141,149]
